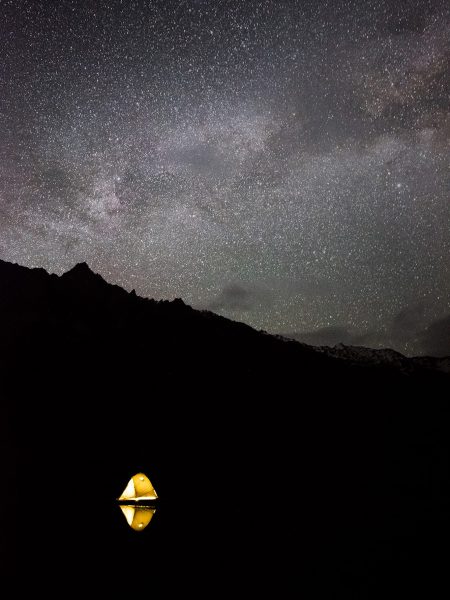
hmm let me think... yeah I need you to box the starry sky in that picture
[1,0,449,356]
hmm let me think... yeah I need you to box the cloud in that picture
[419,314,450,357]
[390,304,428,349]
[207,284,256,312]
[206,282,275,313]
[284,307,450,357]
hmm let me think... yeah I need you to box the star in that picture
[0,0,448,356]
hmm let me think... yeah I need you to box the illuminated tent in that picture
[118,472,158,501]
[119,505,156,531]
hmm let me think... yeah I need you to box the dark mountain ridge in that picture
[1,258,449,596]
[1,257,446,379]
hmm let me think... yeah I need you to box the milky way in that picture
[1,0,449,355]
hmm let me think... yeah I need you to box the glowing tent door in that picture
[118,472,158,501]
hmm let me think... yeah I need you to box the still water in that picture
[10,490,303,596]
[4,464,448,598]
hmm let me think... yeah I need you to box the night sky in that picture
[1,0,449,356]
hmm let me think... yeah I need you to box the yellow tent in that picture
[117,472,158,501]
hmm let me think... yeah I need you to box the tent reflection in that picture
[119,504,156,531]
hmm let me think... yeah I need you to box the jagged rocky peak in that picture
[65,261,94,275]
[58,261,114,294]
[61,261,105,282]
[171,297,185,307]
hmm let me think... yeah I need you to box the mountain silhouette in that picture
[1,258,449,596]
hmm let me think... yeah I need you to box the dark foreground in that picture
[1,259,449,597]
